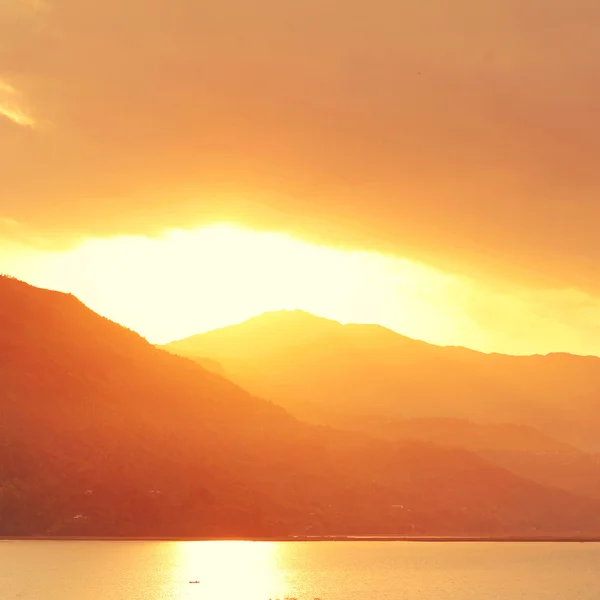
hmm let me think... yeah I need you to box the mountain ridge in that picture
[165,309,599,360]
[163,309,600,453]
[3,276,600,537]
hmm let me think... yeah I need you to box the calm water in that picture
[1,540,599,600]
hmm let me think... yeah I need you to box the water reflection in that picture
[4,540,600,600]
[171,541,288,600]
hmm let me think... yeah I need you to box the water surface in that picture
[1,540,599,599]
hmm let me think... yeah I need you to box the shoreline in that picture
[2,535,599,543]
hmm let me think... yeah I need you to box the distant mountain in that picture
[2,279,600,538]
[294,415,581,455]
[291,413,600,500]
[163,310,600,452]
[191,356,226,376]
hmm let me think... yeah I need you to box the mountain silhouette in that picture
[164,310,600,500]
[3,279,600,538]
[297,414,600,500]
[164,310,600,452]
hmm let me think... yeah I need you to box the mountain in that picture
[163,310,600,452]
[291,413,600,500]
[294,415,581,455]
[164,310,600,500]
[2,277,600,538]
[190,356,225,376]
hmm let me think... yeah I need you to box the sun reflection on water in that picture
[169,541,290,600]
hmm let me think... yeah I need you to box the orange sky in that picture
[2,0,600,354]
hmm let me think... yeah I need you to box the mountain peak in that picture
[227,308,342,327]
[163,309,418,363]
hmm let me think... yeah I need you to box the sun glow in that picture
[2,224,470,345]
[3,223,600,356]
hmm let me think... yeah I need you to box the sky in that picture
[2,0,600,355]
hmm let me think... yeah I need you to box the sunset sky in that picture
[2,0,600,355]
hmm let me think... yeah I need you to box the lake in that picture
[1,540,599,599]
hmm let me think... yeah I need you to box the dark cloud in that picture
[1,0,600,289]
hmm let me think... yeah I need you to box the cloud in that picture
[0,79,35,126]
[1,0,600,293]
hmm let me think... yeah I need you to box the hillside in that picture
[292,415,581,456]
[163,310,600,452]
[2,277,600,537]
[291,413,600,500]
